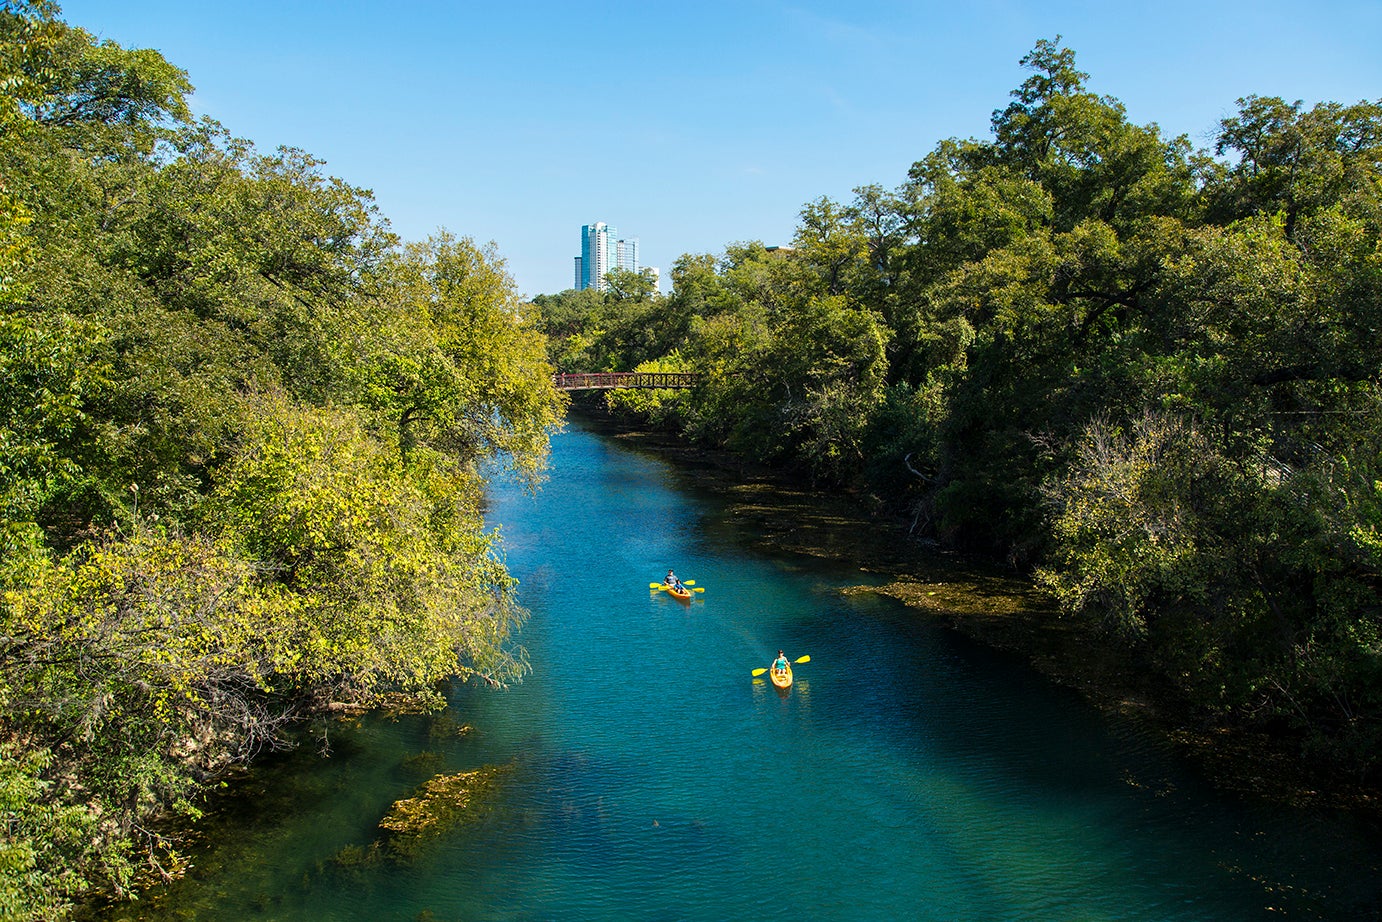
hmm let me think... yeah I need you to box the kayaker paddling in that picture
[649,574,703,599]
[757,655,807,685]
[772,650,788,677]
[665,569,691,593]
[752,653,807,688]
[770,651,793,689]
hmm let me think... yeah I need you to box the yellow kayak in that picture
[770,662,793,689]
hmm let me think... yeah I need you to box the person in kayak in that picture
[665,569,683,590]
[772,650,789,676]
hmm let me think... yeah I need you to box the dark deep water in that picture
[98,415,1382,921]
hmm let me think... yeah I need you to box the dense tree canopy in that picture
[6,3,1380,913]
[0,4,564,916]
[538,39,1382,787]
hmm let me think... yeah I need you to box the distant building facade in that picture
[574,222,648,292]
[616,235,638,273]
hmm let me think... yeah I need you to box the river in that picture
[96,413,1381,921]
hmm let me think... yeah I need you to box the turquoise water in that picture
[100,416,1381,921]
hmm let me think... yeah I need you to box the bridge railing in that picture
[553,372,700,391]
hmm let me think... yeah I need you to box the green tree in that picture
[1207,96,1382,238]
[0,5,565,915]
[358,232,565,484]
[605,352,693,428]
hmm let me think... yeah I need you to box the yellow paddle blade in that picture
[694,587,705,592]
[751,667,768,677]
[649,583,661,589]
[794,654,810,663]
[683,580,695,586]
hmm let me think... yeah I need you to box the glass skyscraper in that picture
[574,222,639,291]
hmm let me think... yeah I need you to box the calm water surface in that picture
[102,416,1381,921]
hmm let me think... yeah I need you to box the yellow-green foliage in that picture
[0,6,557,916]
[360,233,568,487]
[605,352,691,424]
[2,525,289,903]
[210,395,528,694]
[0,744,105,919]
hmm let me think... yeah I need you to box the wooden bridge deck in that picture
[553,372,699,391]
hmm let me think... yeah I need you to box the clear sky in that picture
[56,0,1382,299]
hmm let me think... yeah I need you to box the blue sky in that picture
[58,1,1382,298]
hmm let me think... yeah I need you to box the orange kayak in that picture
[770,663,793,689]
[666,584,693,602]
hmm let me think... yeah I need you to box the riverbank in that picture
[571,404,1382,823]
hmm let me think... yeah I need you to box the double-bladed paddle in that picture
[752,654,810,676]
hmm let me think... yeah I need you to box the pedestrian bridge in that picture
[553,372,700,391]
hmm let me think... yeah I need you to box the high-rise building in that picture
[575,222,641,291]
[616,236,638,273]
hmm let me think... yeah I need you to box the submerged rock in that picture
[376,763,514,860]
